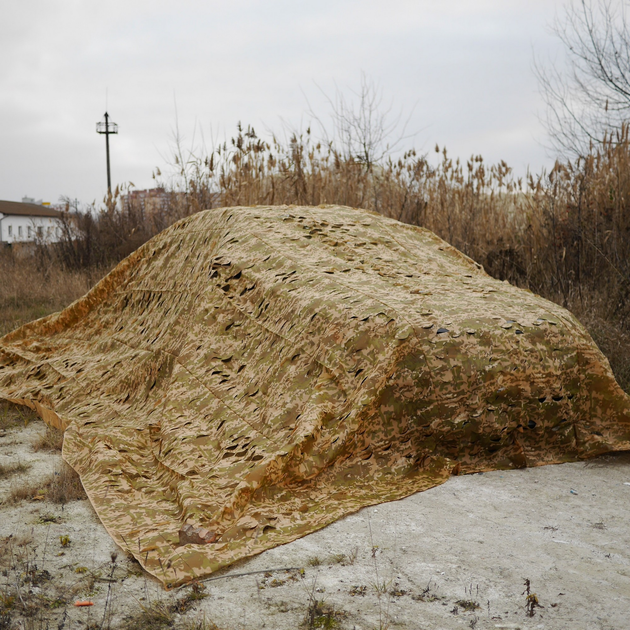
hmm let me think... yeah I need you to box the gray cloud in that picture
[1,0,565,205]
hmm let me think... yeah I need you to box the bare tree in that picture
[305,73,416,169]
[536,0,630,157]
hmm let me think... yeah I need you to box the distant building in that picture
[122,188,171,217]
[0,198,63,244]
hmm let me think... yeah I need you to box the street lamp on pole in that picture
[96,112,118,194]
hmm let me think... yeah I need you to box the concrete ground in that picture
[1,417,629,629]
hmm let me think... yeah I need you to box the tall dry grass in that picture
[0,249,105,337]
[2,123,629,391]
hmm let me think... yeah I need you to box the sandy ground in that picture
[1,418,629,630]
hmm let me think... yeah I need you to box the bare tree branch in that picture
[535,0,630,157]
[304,73,418,169]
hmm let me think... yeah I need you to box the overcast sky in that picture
[1,0,567,206]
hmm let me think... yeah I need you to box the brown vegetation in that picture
[6,461,86,505]
[0,461,29,480]
[0,401,39,432]
[0,251,102,337]
[1,124,629,392]
[32,425,64,452]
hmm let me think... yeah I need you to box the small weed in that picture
[412,579,442,602]
[349,585,367,597]
[46,463,86,504]
[302,573,347,630]
[329,553,347,565]
[12,533,34,548]
[80,572,98,597]
[169,581,208,614]
[523,578,543,617]
[0,461,30,480]
[307,556,322,567]
[526,593,543,617]
[274,601,291,613]
[43,597,66,610]
[74,566,88,574]
[371,576,392,595]
[389,586,408,597]
[455,599,480,611]
[122,599,174,630]
[7,462,85,505]
[367,511,391,630]
[59,535,70,547]
[0,530,109,629]
[328,547,358,566]
[32,425,64,452]
[24,567,51,586]
[0,401,38,431]
[187,581,207,602]
[180,615,219,630]
[412,592,442,602]
[347,546,358,565]
[302,599,346,629]
[36,513,62,525]
[169,582,208,615]
[7,482,46,504]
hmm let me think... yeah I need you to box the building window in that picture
[37,226,43,238]
[7,226,12,237]
[18,226,22,237]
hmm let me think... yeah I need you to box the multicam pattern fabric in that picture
[1,205,629,587]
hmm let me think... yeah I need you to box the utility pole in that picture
[96,112,118,193]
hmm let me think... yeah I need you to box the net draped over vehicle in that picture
[1,205,629,587]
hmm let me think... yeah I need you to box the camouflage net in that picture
[1,205,629,587]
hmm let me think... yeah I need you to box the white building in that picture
[0,198,63,244]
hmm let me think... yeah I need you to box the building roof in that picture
[0,199,61,218]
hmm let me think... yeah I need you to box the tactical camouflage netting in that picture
[1,205,629,587]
